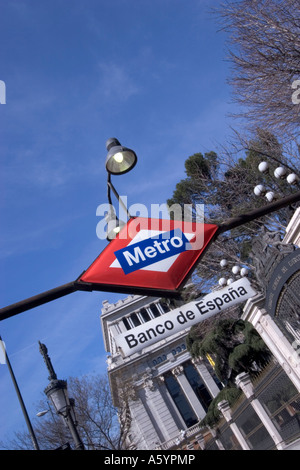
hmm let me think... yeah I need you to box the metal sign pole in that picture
[0,336,40,450]
[0,190,299,322]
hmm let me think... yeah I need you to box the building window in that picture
[160,301,170,313]
[130,313,141,327]
[140,308,151,323]
[171,343,186,356]
[183,362,213,412]
[152,354,167,366]
[123,317,131,330]
[164,372,198,428]
[149,303,161,318]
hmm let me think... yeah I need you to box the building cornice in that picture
[101,294,159,316]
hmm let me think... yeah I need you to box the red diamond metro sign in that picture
[78,218,218,297]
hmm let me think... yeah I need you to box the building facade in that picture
[101,295,222,450]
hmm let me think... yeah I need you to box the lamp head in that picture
[45,379,70,416]
[274,166,287,179]
[105,138,137,175]
[258,161,269,174]
[287,173,299,185]
[254,184,266,196]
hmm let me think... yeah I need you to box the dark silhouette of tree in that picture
[216,0,300,138]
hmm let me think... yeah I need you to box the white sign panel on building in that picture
[115,278,256,357]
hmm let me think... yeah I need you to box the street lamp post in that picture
[0,336,40,450]
[105,137,137,239]
[39,342,85,450]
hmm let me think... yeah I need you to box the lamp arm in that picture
[107,173,132,219]
[107,173,113,207]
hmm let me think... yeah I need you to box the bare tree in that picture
[217,0,300,138]
[0,373,133,450]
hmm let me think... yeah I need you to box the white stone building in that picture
[101,295,222,450]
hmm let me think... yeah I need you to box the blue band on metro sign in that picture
[114,228,191,274]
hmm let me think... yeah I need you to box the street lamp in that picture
[274,166,287,179]
[218,258,250,288]
[254,184,266,197]
[287,173,299,185]
[44,379,70,417]
[105,138,137,175]
[240,267,248,277]
[1,139,300,321]
[255,161,300,204]
[232,265,240,275]
[265,191,276,202]
[258,161,269,174]
[39,342,85,450]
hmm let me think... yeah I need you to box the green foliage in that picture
[166,151,219,216]
[184,151,218,179]
[187,318,270,386]
[167,178,194,207]
[188,317,271,428]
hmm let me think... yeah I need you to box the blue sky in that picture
[0,0,238,447]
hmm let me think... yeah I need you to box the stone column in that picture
[195,433,205,450]
[141,372,182,443]
[235,372,286,450]
[217,400,250,450]
[158,375,187,431]
[128,394,158,450]
[172,365,206,420]
[242,294,300,392]
[192,357,220,397]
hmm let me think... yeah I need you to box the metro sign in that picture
[78,218,218,297]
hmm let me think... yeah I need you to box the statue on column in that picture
[39,341,57,381]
